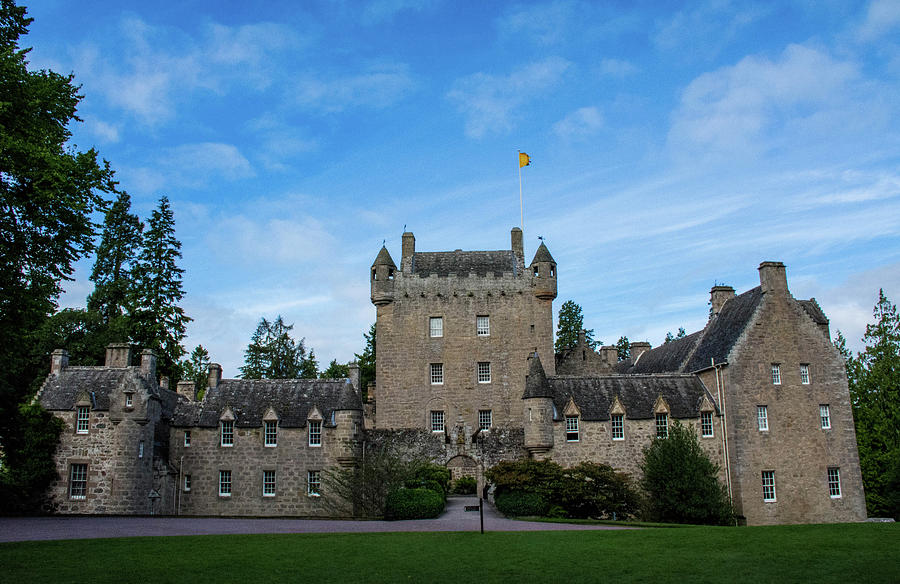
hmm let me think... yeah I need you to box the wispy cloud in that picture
[598,58,637,77]
[361,0,438,24]
[292,63,416,112]
[497,0,577,45]
[553,106,604,139]
[447,57,571,138]
[857,0,900,41]
[654,1,771,58]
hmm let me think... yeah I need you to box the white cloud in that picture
[163,143,255,184]
[447,57,571,138]
[247,115,318,171]
[207,214,337,267]
[497,0,576,45]
[361,0,437,24]
[857,0,900,41]
[84,116,120,143]
[654,1,770,56]
[292,63,415,112]
[553,106,604,139]
[598,58,637,77]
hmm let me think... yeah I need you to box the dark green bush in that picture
[554,462,641,519]
[452,476,477,495]
[385,487,445,520]
[413,463,451,497]
[494,490,548,517]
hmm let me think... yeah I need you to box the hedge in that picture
[385,487,445,520]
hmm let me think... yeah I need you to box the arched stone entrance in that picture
[446,454,483,497]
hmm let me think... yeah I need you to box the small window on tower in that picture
[430,317,443,338]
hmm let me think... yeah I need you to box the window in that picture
[264,420,277,447]
[219,470,232,497]
[184,474,191,492]
[184,431,191,447]
[69,464,87,500]
[771,363,781,385]
[762,470,776,501]
[479,410,492,431]
[701,412,714,437]
[477,362,491,383]
[263,470,276,497]
[566,415,579,442]
[820,405,831,429]
[476,316,490,336]
[757,406,769,431]
[221,420,234,446]
[76,406,90,434]
[125,393,133,408]
[138,440,144,459]
[308,420,322,447]
[800,364,810,385]
[656,413,668,439]
[308,470,321,496]
[430,363,443,385]
[429,317,443,338]
[828,467,841,498]
[611,414,624,440]
[431,410,445,433]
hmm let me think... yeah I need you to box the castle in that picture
[36,228,867,524]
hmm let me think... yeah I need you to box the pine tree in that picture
[87,191,142,324]
[616,335,631,361]
[555,300,597,352]
[354,323,376,399]
[131,196,191,380]
[180,345,210,400]
[664,327,687,344]
[320,359,350,379]
[240,315,316,379]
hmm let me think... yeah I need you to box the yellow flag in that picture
[519,152,530,168]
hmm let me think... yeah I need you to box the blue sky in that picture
[24,0,900,376]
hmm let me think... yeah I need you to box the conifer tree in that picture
[240,315,316,379]
[131,196,190,380]
[180,344,210,400]
[555,300,597,352]
[320,359,350,379]
[87,191,142,325]
[616,335,631,361]
[354,323,376,398]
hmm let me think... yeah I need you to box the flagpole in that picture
[518,151,524,230]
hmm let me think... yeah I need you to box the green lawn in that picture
[2,523,897,583]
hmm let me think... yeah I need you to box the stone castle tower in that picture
[370,228,557,437]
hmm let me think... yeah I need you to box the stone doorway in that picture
[446,454,482,496]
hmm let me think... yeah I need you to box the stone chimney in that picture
[105,343,132,367]
[50,349,69,375]
[710,285,735,316]
[176,381,195,402]
[140,349,157,378]
[208,363,223,391]
[759,261,789,294]
[630,341,651,362]
[511,227,524,262]
[599,346,618,367]
[401,232,415,270]
[348,360,360,390]
[577,329,586,348]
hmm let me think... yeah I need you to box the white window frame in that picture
[476,315,490,337]
[429,317,443,338]
[800,364,810,385]
[184,430,191,447]
[771,363,781,385]
[308,470,321,496]
[220,420,234,446]
[219,470,232,497]
[762,470,776,502]
[308,420,322,447]
[656,413,668,439]
[479,409,492,431]
[125,393,133,408]
[820,404,831,429]
[430,363,443,385]
[565,415,579,442]
[76,406,90,434]
[69,463,87,500]
[611,414,624,441]
[701,412,714,438]
[138,440,144,459]
[757,406,769,431]
[184,474,191,492]
[827,467,841,498]
[264,420,277,447]
[477,362,491,383]
[263,470,276,497]
[431,410,445,433]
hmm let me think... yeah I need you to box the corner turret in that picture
[523,352,555,458]
[530,242,557,301]
[370,245,397,306]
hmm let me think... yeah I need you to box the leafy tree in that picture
[240,315,317,379]
[846,290,900,519]
[616,335,631,361]
[555,300,597,352]
[320,359,350,379]
[664,327,687,344]
[31,308,118,368]
[180,345,210,400]
[354,323,376,399]
[130,196,191,380]
[0,1,117,512]
[87,191,142,325]
[641,421,733,525]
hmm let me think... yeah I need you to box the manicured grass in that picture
[2,523,898,583]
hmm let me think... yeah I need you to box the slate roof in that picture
[171,378,362,428]
[548,374,715,421]
[411,250,518,277]
[373,246,396,267]
[683,286,763,372]
[530,242,555,265]
[523,353,554,398]
[38,367,155,411]
[799,298,828,325]
[621,331,704,374]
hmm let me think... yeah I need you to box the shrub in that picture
[384,487,445,520]
[452,476,477,495]
[554,462,641,519]
[494,490,549,517]
[641,421,734,525]
[485,458,563,500]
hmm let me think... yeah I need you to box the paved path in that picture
[0,496,631,542]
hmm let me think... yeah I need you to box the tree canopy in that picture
[555,300,598,352]
[241,316,318,379]
[354,322,376,399]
